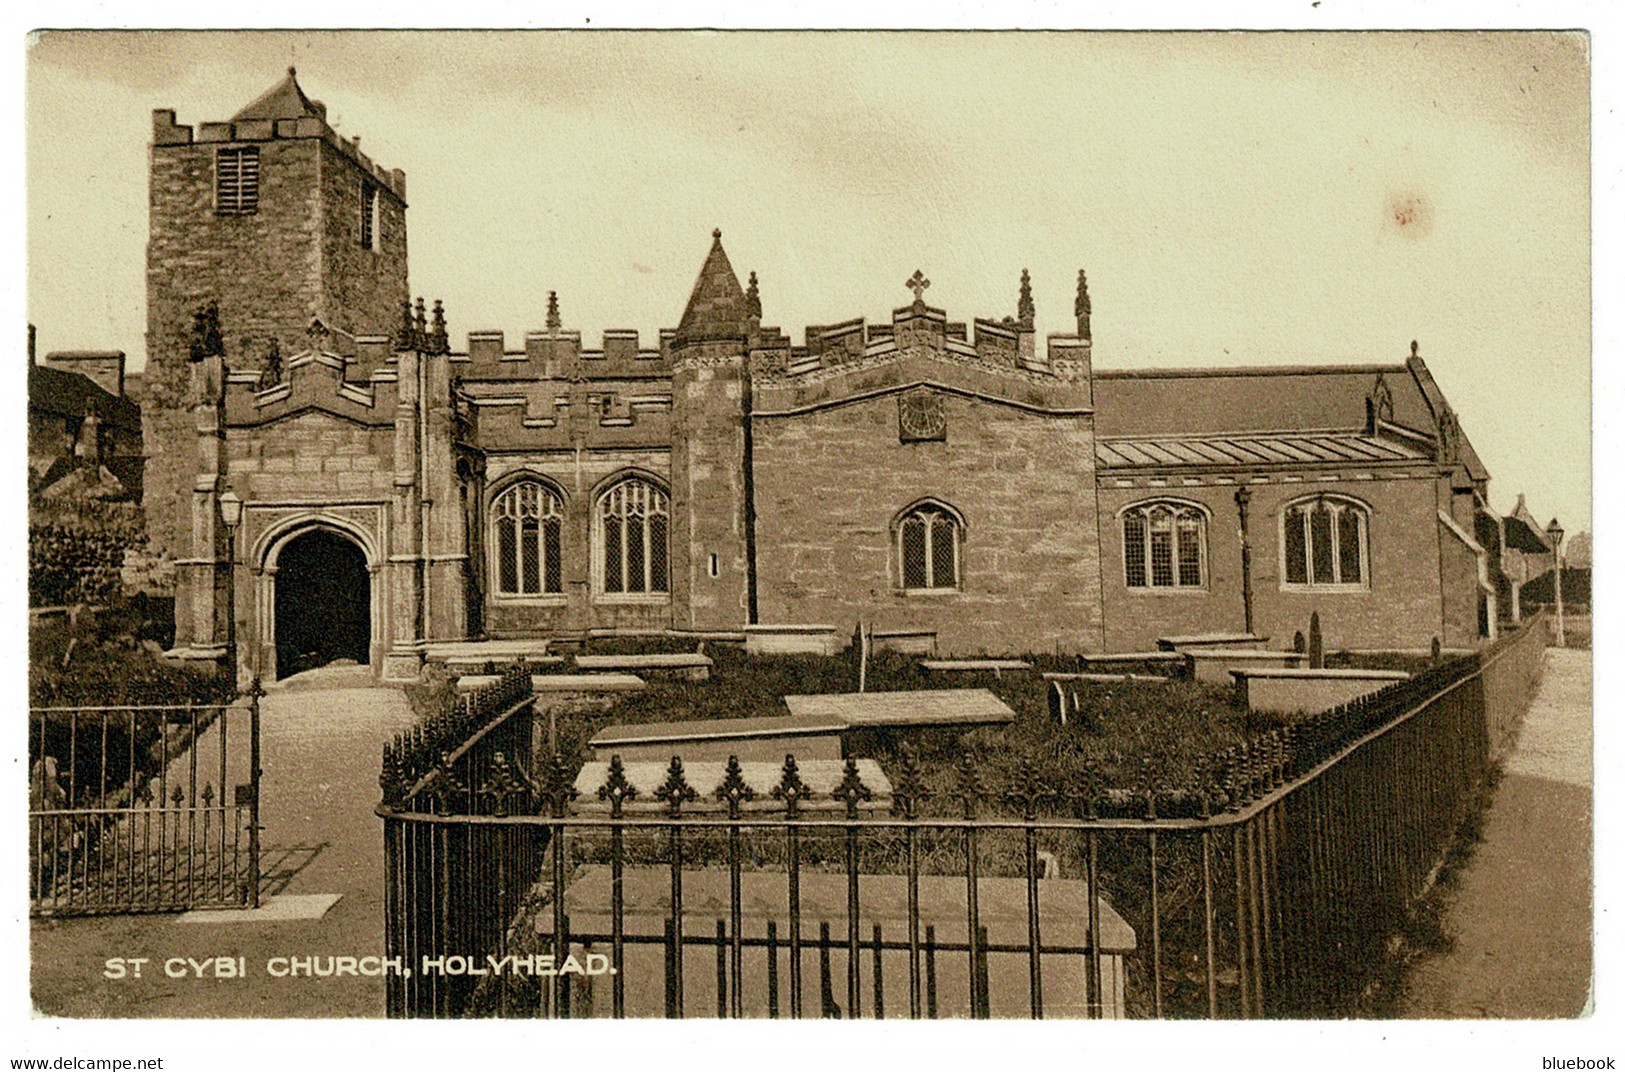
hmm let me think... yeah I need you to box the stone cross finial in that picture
[1017,268,1035,329]
[906,269,931,304]
[546,291,561,332]
[1075,269,1092,341]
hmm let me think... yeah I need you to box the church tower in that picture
[144,69,409,559]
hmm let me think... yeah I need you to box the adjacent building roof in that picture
[674,230,749,345]
[1096,431,1428,470]
[28,363,141,434]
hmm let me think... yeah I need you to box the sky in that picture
[26,30,1592,529]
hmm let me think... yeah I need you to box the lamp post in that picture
[220,491,243,688]
[1546,517,1565,648]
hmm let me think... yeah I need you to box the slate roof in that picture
[28,364,141,434]
[1093,363,1427,437]
[232,68,324,123]
[1096,431,1428,470]
[674,230,749,345]
[1093,356,1488,482]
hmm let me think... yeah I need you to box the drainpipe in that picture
[1235,487,1255,636]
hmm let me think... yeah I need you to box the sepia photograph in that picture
[15,18,1602,1060]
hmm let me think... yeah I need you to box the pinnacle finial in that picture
[713,227,722,240]
[1411,339,1419,358]
[745,271,761,320]
[430,299,448,354]
[288,65,297,78]
[1075,269,1092,341]
[1017,268,1035,329]
[546,290,561,332]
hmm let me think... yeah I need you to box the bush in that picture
[30,523,134,607]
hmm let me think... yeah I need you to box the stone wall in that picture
[480,449,674,637]
[1097,474,1453,652]
[751,392,1102,655]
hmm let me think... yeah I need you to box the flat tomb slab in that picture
[1077,651,1186,665]
[1157,633,1267,651]
[589,713,847,762]
[918,659,1032,673]
[1044,672,1173,684]
[743,624,844,657]
[426,639,562,659]
[575,653,713,681]
[871,628,937,655]
[1232,668,1411,716]
[443,654,567,672]
[1187,648,1300,685]
[456,672,646,694]
[540,866,1134,1019]
[784,688,1016,729]
[572,758,888,810]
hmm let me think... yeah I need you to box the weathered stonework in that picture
[151,72,1504,682]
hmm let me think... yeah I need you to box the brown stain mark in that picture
[1384,193,1435,239]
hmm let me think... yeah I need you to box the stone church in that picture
[146,71,1500,682]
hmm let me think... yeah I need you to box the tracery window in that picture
[1282,495,1369,588]
[897,502,962,591]
[597,478,670,596]
[491,480,563,596]
[1122,501,1206,589]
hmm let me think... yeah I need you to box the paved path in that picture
[1401,648,1592,1019]
[31,668,415,1018]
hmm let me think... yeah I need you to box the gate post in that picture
[247,677,264,908]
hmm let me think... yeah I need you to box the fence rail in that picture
[29,684,263,916]
[379,617,1548,1018]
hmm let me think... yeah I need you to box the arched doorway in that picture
[273,528,371,678]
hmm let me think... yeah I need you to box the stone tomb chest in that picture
[539,866,1134,1019]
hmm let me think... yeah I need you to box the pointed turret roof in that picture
[233,67,324,123]
[675,230,749,345]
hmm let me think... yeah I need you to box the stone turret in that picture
[670,230,755,628]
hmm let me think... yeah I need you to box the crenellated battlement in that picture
[751,298,1091,387]
[152,68,407,204]
[450,327,672,380]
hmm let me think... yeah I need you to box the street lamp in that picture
[220,491,243,688]
[1546,517,1565,648]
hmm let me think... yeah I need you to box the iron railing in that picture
[378,617,1548,1018]
[29,682,263,916]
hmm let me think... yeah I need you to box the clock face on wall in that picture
[898,388,947,442]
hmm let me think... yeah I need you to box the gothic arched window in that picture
[896,501,963,592]
[491,480,563,596]
[596,478,670,596]
[1122,501,1207,589]
[1281,494,1370,589]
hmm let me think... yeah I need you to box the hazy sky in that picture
[26,30,1591,528]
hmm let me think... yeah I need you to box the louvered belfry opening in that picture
[215,146,259,216]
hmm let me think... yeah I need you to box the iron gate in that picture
[29,684,262,916]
